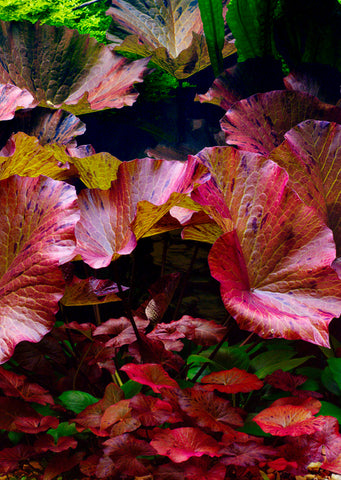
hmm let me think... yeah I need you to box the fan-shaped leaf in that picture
[192,146,341,347]
[150,427,220,462]
[253,405,327,436]
[0,21,149,114]
[220,91,341,154]
[121,363,179,393]
[0,175,79,363]
[0,83,35,120]
[201,368,263,393]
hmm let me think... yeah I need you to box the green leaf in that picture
[250,349,296,373]
[47,422,78,443]
[198,0,225,76]
[327,358,341,390]
[319,401,341,423]
[226,0,278,62]
[322,365,341,395]
[238,414,272,437]
[121,379,143,399]
[255,356,313,379]
[58,391,99,414]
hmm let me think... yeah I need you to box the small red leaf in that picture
[34,434,78,453]
[129,393,182,426]
[265,369,308,393]
[121,363,179,393]
[0,445,35,473]
[201,368,263,394]
[0,366,54,404]
[253,405,327,436]
[43,451,84,480]
[219,439,277,467]
[100,399,141,436]
[150,427,220,463]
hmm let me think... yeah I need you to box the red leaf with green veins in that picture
[75,156,208,268]
[121,363,179,393]
[0,175,79,363]
[0,21,150,114]
[0,83,35,120]
[253,405,327,436]
[220,91,341,154]
[201,368,263,394]
[150,427,220,463]
[191,146,341,347]
[0,366,54,404]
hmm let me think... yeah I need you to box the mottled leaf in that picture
[219,439,277,467]
[0,83,35,120]
[269,120,341,257]
[0,21,150,114]
[253,405,327,436]
[0,175,79,363]
[60,276,125,306]
[107,0,236,78]
[220,91,341,154]
[75,157,208,268]
[150,426,220,463]
[100,399,141,435]
[192,146,341,347]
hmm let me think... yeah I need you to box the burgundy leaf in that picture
[0,83,35,120]
[174,315,228,346]
[253,406,327,436]
[182,457,226,480]
[0,444,35,473]
[265,370,308,393]
[94,317,149,348]
[43,451,84,480]
[121,363,179,393]
[14,415,58,434]
[0,175,79,363]
[0,397,43,431]
[147,322,186,352]
[0,366,54,404]
[201,368,263,394]
[150,427,220,463]
[129,393,182,426]
[219,439,278,467]
[34,434,78,453]
[178,387,244,433]
[103,433,156,476]
[220,91,341,154]
[100,399,141,436]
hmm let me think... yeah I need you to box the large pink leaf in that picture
[150,427,220,463]
[220,91,341,154]
[75,157,208,268]
[269,120,341,258]
[0,83,35,120]
[106,0,236,78]
[191,146,341,347]
[253,405,327,436]
[0,175,79,363]
[0,21,150,114]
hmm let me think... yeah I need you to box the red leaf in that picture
[43,451,84,480]
[100,399,141,436]
[265,370,308,393]
[147,322,186,352]
[150,427,220,463]
[0,366,54,404]
[183,457,227,480]
[0,175,79,363]
[173,315,228,346]
[94,317,149,348]
[121,363,179,393]
[14,415,58,434]
[219,439,277,467]
[0,445,35,473]
[129,393,182,426]
[0,397,42,431]
[193,147,341,347]
[253,405,327,436]
[34,434,78,453]
[103,433,156,476]
[178,387,244,433]
[201,368,263,394]
[270,396,321,415]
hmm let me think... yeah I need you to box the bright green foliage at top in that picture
[0,0,111,43]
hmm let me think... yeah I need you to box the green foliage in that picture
[198,0,225,76]
[0,0,111,43]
